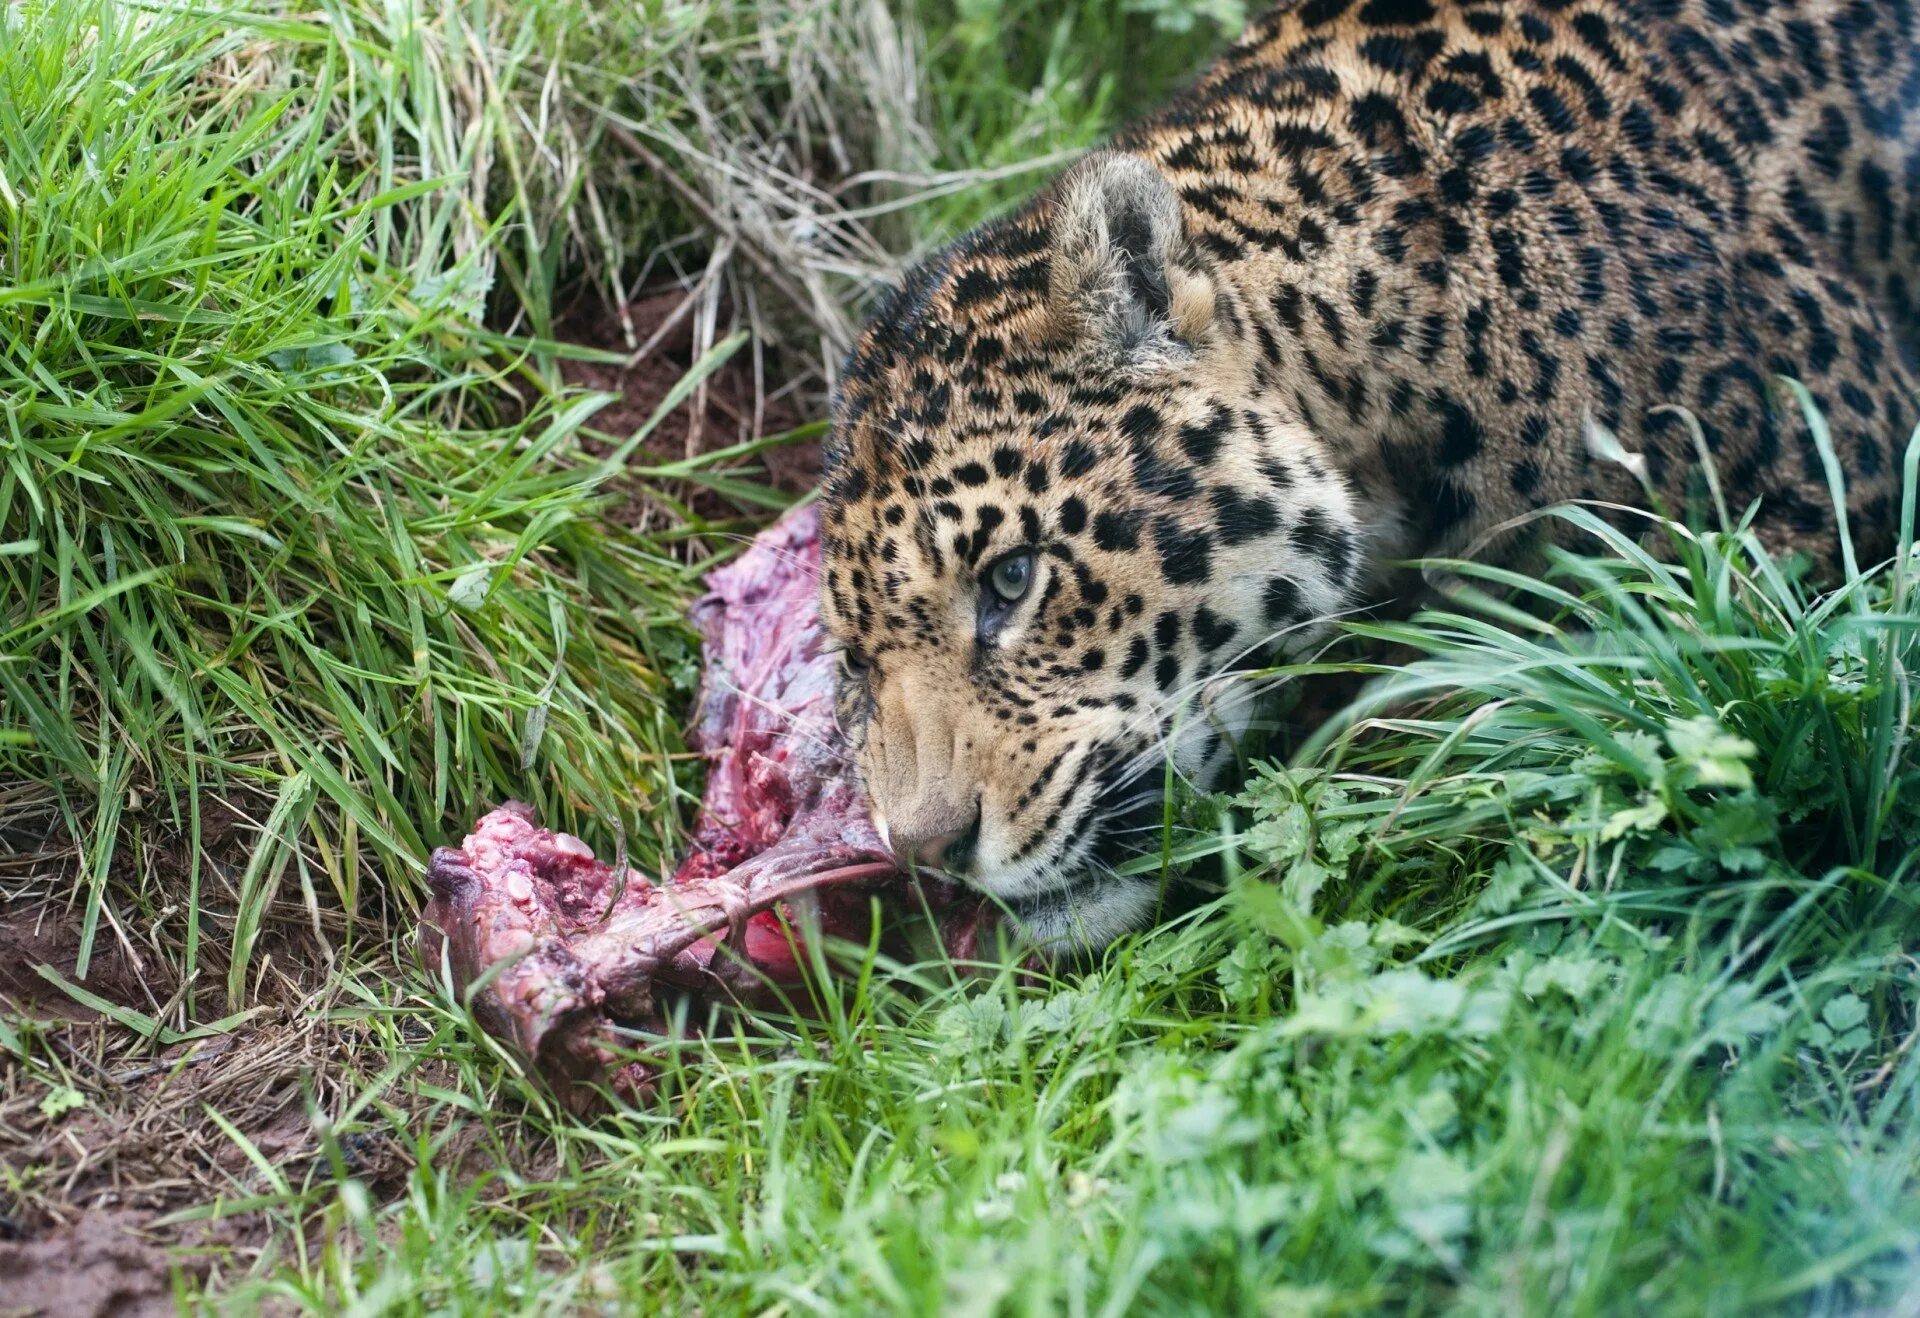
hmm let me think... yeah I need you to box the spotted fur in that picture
[820,0,1918,948]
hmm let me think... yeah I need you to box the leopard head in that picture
[820,153,1364,949]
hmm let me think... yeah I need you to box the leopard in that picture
[817,0,1919,950]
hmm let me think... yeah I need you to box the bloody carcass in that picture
[420,506,989,1107]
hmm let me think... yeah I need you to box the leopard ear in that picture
[1048,153,1212,361]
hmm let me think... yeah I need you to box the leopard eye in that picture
[839,648,872,679]
[987,551,1033,604]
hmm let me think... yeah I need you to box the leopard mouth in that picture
[980,752,1185,951]
[1111,766,1177,845]
[1082,749,1173,868]
[948,750,1167,898]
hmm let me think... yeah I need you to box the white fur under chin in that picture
[1004,872,1162,957]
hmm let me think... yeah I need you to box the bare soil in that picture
[0,895,418,1311]
[555,288,821,533]
[0,1210,184,1318]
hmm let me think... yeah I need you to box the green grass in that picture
[206,460,1920,1312]
[0,0,747,1008]
[3,0,1918,1312]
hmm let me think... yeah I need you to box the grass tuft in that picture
[0,0,739,1009]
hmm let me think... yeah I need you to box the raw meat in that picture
[421,506,989,1108]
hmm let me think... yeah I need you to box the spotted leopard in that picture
[818,0,1917,948]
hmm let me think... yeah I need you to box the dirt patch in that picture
[555,289,822,534]
[0,895,421,1304]
[0,905,157,1028]
[0,1211,181,1318]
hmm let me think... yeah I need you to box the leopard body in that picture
[819,0,1918,946]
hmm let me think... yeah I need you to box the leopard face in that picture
[820,157,1371,948]
[821,0,1917,949]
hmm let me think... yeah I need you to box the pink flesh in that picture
[421,506,989,1108]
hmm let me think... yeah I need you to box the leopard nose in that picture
[896,807,981,874]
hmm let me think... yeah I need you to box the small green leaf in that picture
[39,1084,86,1120]
[1822,993,1868,1033]
[1832,1026,1873,1053]
[1601,795,1667,842]
[1666,716,1757,791]
[447,562,493,612]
